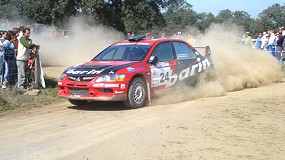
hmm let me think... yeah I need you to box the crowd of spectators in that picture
[245,27,285,64]
[0,25,39,91]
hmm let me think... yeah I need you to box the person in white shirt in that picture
[266,29,277,56]
[260,32,268,50]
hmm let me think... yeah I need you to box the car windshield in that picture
[92,45,151,61]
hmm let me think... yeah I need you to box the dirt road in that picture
[0,77,284,160]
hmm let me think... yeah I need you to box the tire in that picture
[124,78,147,109]
[187,76,199,87]
[68,99,89,106]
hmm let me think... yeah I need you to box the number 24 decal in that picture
[160,72,170,83]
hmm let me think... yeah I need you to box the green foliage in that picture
[163,0,197,34]
[195,12,215,31]
[23,0,53,24]
[258,3,285,32]
[122,0,165,33]
[0,92,13,111]
[0,0,284,41]
[0,0,24,22]
[45,76,60,88]
[215,9,234,23]
[51,0,79,27]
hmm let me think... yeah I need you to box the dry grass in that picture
[0,76,64,112]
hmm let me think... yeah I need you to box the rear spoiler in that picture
[194,46,211,57]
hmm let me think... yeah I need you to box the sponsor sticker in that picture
[127,67,144,72]
[121,84,126,89]
[115,91,124,94]
[104,84,119,88]
[93,83,105,87]
[127,67,135,72]
[66,69,104,75]
[150,59,211,87]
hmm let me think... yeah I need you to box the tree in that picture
[258,3,285,32]
[195,12,215,32]
[122,0,165,34]
[80,0,125,31]
[22,0,79,27]
[0,0,21,20]
[22,0,53,25]
[232,11,255,33]
[215,9,233,23]
[163,0,197,34]
[51,0,80,27]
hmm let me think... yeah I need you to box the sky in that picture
[186,0,284,18]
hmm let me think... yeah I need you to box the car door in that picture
[172,41,198,86]
[149,42,177,89]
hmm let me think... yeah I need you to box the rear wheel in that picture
[124,78,147,109]
[68,99,89,106]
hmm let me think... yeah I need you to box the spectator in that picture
[187,35,195,45]
[255,33,263,49]
[145,31,151,38]
[260,32,268,50]
[177,32,183,39]
[276,31,285,63]
[244,32,253,47]
[11,28,19,55]
[127,32,132,38]
[17,25,24,41]
[27,38,37,84]
[161,32,165,38]
[16,27,38,90]
[0,39,3,87]
[266,29,277,56]
[131,32,135,37]
[2,31,17,87]
[0,31,8,88]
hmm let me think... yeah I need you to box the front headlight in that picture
[59,73,67,80]
[95,74,126,82]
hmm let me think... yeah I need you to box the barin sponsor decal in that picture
[66,69,104,75]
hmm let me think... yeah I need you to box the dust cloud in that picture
[154,23,284,105]
[32,17,124,67]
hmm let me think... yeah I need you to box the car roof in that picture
[112,35,188,46]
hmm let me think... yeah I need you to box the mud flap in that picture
[146,80,151,105]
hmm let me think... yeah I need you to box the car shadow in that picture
[67,101,130,111]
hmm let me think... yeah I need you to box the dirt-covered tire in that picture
[68,99,89,106]
[186,76,199,87]
[124,78,147,109]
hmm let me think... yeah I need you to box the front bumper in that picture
[58,81,128,101]
[59,93,127,101]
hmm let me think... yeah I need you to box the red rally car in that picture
[58,35,214,109]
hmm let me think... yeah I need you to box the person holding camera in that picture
[17,27,39,91]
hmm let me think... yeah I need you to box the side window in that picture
[113,47,125,59]
[173,42,196,59]
[151,42,174,62]
[101,48,116,60]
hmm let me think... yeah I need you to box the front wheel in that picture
[124,78,147,109]
[68,99,89,106]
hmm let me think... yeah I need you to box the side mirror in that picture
[205,46,211,57]
[149,55,158,64]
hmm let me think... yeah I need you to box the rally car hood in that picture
[64,60,140,76]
